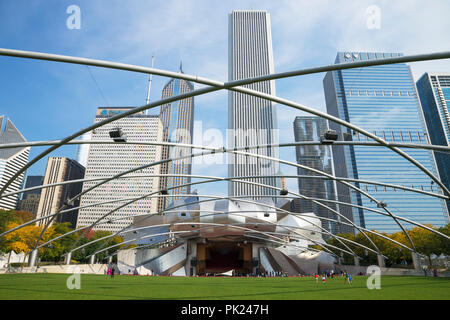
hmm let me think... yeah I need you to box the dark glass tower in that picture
[416,73,450,215]
[293,116,346,235]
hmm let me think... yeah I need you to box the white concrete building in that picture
[76,108,163,232]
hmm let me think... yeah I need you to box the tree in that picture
[327,223,450,267]
[70,230,124,263]
[39,223,77,262]
[2,222,54,254]
[404,225,446,266]
[0,210,125,264]
[0,209,33,234]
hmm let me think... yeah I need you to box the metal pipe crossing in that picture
[29,142,422,252]
[1,48,450,263]
[1,48,449,199]
[66,211,385,259]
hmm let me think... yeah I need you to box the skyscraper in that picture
[16,175,44,216]
[158,65,195,210]
[293,116,343,234]
[77,108,163,232]
[75,132,91,167]
[17,194,41,216]
[228,10,280,200]
[323,52,449,233]
[0,116,30,210]
[36,157,85,228]
[416,73,450,214]
[20,175,44,199]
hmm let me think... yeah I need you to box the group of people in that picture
[252,270,288,277]
[343,270,353,284]
[106,266,116,278]
[313,269,352,284]
[126,268,140,275]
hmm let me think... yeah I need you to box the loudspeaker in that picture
[252,258,259,267]
[191,258,197,267]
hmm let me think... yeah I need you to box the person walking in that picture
[111,266,115,278]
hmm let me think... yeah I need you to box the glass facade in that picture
[416,73,450,214]
[293,116,345,235]
[323,52,449,234]
[159,68,195,210]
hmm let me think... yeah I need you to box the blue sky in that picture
[1,0,450,196]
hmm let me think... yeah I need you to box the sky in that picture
[1,0,450,196]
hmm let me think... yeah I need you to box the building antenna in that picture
[145,53,155,114]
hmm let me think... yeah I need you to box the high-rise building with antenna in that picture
[145,54,155,115]
[157,64,195,210]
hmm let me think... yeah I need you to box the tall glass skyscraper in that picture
[323,52,449,233]
[158,65,195,210]
[228,10,279,199]
[416,73,450,214]
[293,116,346,235]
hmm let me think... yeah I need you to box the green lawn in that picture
[0,274,449,300]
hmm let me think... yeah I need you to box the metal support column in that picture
[65,252,72,265]
[28,249,38,267]
[412,252,423,272]
[377,254,385,268]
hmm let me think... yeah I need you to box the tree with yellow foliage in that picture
[2,222,54,254]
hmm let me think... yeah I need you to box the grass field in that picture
[0,274,449,300]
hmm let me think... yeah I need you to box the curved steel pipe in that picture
[91,194,435,254]
[29,140,390,255]
[66,180,359,258]
[1,48,449,202]
[2,48,449,258]
[90,223,355,259]
[67,210,383,259]
[37,184,360,259]
[44,142,415,253]
[1,139,449,153]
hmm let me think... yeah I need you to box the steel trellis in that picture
[1,48,450,263]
